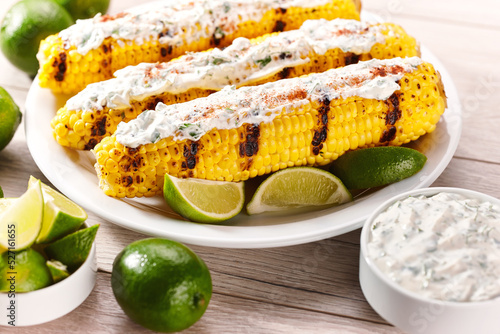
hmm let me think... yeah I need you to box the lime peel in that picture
[163,174,244,224]
[53,0,110,20]
[329,146,427,190]
[44,224,99,273]
[246,167,352,215]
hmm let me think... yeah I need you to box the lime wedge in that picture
[0,180,43,251]
[163,174,244,224]
[29,176,87,244]
[0,197,16,212]
[246,167,352,215]
[44,224,99,272]
[329,147,427,190]
[0,248,53,292]
[47,260,70,283]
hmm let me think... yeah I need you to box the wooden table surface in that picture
[1,0,499,332]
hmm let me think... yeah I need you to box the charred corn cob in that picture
[37,0,362,95]
[92,57,447,198]
[52,19,419,150]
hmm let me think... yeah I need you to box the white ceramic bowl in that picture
[359,187,500,334]
[0,224,97,327]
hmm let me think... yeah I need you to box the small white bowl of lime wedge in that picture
[0,223,97,327]
[0,178,97,327]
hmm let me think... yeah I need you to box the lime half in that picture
[329,146,427,190]
[163,174,244,224]
[0,180,44,251]
[246,167,352,215]
[29,176,87,244]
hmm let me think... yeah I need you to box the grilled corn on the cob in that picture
[37,0,362,95]
[52,19,419,150]
[92,57,447,198]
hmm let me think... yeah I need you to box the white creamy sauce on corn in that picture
[114,57,422,147]
[58,0,332,55]
[66,19,385,112]
[367,192,500,302]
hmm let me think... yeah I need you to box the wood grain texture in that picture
[0,0,499,333]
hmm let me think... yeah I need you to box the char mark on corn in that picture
[239,124,261,158]
[273,20,286,32]
[182,142,199,170]
[344,52,360,66]
[52,52,67,82]
[380,92,402,143]
[385,92,401,126]
[312,96,331,155]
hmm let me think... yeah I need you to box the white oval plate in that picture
[25,16,462,249]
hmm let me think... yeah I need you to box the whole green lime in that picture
[330,146,427,189]
[0,248,53,292]
[0,0,73,76]
[52,0,110,20]
[0,87,22,152]
[111,238,212,333]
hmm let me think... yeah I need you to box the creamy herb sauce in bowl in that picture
[367,192,500,302]
[359,187,500,334]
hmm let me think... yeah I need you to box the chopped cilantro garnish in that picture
[214,26,225,39]
[179,123,191,130]
[212,57,226,65]
[152,131,161,143]
[256,55,272,68]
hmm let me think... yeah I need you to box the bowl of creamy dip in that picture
[359,187,500,334]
